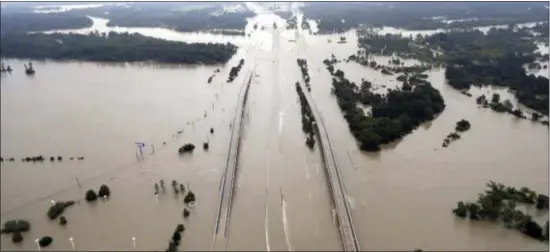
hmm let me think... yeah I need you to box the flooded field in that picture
[1,2,548,251]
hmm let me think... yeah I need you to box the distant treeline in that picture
[0,12,92,34]
[355,26,549,116]
[0,32,238,64]
[302,2,548,33]
[0,3,254,34]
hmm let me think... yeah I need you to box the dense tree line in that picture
[326,62,445,151]
[208,30,246,36]
[0,32,238,64]
[453,181,549,242]
[356,32,436,62]
[431,29,549,115]
[302,2,548,33]
[356,27,550,116]
[0,12,92,34]
[295,82,316,149]
[1,3,255,34]
[103,5,255,32]
[296,59,311,91]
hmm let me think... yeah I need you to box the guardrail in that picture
[296,81,360,251]
[212,71,254,249]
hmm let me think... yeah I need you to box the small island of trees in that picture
[442,119,471,147]
[325,59,445,151]
[453,181,549,242]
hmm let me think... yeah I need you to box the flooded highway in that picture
[1,2,548,251]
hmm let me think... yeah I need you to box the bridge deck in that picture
[297,81,360,252]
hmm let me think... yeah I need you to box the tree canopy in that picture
[303,2,548,33]
[0,32,238,64]
[326,62,445,151]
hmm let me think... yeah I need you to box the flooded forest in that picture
[0,2,548,251]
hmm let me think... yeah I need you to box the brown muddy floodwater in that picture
[1,3,549,251]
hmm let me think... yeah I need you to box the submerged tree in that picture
[85,189,98,202]
[98,184,111,198]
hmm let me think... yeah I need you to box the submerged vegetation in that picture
[302,2,548,33]
[1,220,31,234]
[442,119,471,147]
[297,59,311,91]
[325,59,445,151]
[227,59,245,82]
[0,32,238,65]
[430,29,549,115]
[453,181,549,242]
[47,200,75,220]
[295,82,316,149]
[178,144,196,154]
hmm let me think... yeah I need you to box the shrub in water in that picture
[536,194,549,210]
[167,241,178,252]
[178,144,196,154]
[184,191,196,204]
[98,184,111,198]
[179,184,185,194]
[38,236,53,247]
[1,220,30,234]
[85,189,98,202]
[452,201,467,218]
[183,208,190,218]
[59,216,67,226]
[47,202,72,220]
[176,224,185,233]
[12,232,23,243]
[172,231,181,242]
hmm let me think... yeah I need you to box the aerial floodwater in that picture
[0,1,548,251]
